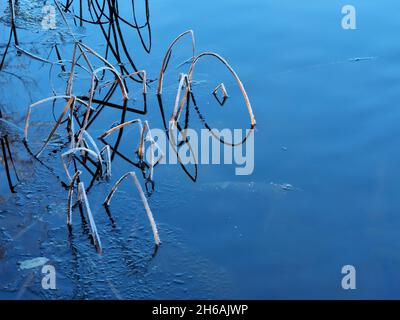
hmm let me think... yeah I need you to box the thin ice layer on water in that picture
[0,118,23,140]
[0,0,71,33]
[0,170,231,299]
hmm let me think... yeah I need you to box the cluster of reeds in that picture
[1,0,256,254]
[23,39,162,254]
[59,0,151,83]
[156,31,256,182]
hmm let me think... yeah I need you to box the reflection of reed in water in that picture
[0,110,22,193]
[58,0,152,80]
[0,0,19,70]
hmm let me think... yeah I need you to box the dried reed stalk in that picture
[78,182,102,253]
[103,171,160,246]
[98,119,143,140]
[100,145,112,178]
[62,147,101,181]
[157,30,195,95]
[213,83,229,105]
[142,120,164,181]
[24,95,90,143]
[99,119,163,182]
[67,170,81,226]
[186,52,256,146]
[36,96,76,158]
[167,74,198,181]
